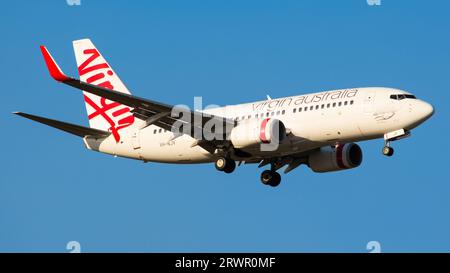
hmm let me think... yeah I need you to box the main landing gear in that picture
[258,160,283,187]
[215,157,236,174]
[260,170,281,187]
[214,156,282,187]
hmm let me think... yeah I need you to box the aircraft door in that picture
[131,129,142,159]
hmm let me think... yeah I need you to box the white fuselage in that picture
[83,87,434,163]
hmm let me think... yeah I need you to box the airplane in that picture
[14,39,434,187]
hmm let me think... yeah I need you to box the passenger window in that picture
[276,111,280,115]
[350,100,354,105]
[327,103,330,108]
[315,105,319,110]
[338,102,342,107]
[344,101,348,106]
[248,115,251,119]
[293,108,297,113]
[266,112,270,117]
[310,106,314,111]
[271,112,275,116]
[282,110,285,115]
[159,129,162,133]
[321,104,325,109]
[333,103,336,107]
[299,107,302,112]
[304,107,308,111]
[153,129,157,134]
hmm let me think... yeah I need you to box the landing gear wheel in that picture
[215,157,227,171]
[224,160,236,174]
[261,170,273,185]
[382,146,394,157]
[260,170,281,187]
[269,172,281,187]
[215,157,236,173]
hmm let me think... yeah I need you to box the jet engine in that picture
[308,143,363,173]
[230,118,286,149]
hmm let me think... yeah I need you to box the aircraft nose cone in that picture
[419,101,434,121]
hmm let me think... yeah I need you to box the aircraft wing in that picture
[40,46,234,152]
[14,112,111,138]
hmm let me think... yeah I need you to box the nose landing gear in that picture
[382,143,394,157]
[382,129,410,157]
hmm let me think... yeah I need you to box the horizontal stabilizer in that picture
[13,112,111,138]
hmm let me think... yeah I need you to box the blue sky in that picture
[0,0,449,252]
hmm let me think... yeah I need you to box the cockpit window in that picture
[390,94,417,100]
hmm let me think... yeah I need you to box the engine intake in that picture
[308,143,363,173]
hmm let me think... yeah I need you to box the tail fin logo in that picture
[78,48,135,142]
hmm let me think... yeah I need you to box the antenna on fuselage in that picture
[266,95,272,100]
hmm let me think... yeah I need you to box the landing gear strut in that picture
[215,157,236,173]
[382,143,394,157]
[260,170,281,187]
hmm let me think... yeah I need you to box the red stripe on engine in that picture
[336,144,347,169]
[260,118,271,143]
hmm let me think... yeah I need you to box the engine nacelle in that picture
[230,118,286,149]
[308,143,363,173]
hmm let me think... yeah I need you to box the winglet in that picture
[39,45,71,82]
